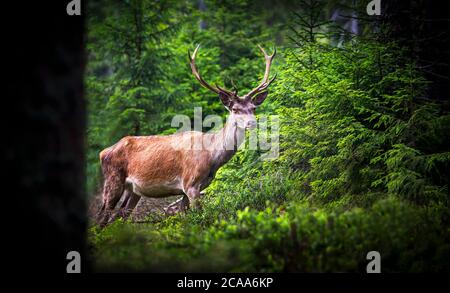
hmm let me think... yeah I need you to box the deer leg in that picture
[111,189,140,221]
[164,195,189,216]
[123,192,140,218]
[185,187,203,210]
[108,189,131,222]
[97,172,125,227]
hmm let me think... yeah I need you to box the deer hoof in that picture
[164,203,188,216]
[164,204,179,216]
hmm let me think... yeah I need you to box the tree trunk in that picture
[5,1,87,273]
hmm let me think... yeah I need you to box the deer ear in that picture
[252,91,268,106]
[219,92,233,109]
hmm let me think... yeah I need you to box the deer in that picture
[96,44,276,226]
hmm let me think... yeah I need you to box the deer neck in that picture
[211,115,246,167]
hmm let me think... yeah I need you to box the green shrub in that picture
[91,198,449,272]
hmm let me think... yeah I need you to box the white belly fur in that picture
[125,176,184,198]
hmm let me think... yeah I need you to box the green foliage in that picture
[274,39,449,207]
[87,0,450,272]
[205,197,449,272]
[91,198,450,272]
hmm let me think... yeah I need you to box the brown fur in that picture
[96,128,239,226]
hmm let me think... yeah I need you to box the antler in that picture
[188,44,234,96]
[244,45,277,100]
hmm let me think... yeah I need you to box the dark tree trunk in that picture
[5,1,87,272]
[383,0,450,102]
[383,0,450,199]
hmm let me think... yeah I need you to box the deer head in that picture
[188,44,276,130]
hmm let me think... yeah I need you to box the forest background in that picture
[86,0,450,272]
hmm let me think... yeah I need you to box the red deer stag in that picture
[97,45,276,226]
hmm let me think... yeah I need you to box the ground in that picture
[89,192,181,223]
